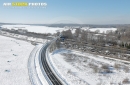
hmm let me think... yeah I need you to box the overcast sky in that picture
[0,0,130,24]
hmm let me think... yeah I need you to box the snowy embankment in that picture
[0,35,34,85]
[28,43,50,85]
[49,48,130,85]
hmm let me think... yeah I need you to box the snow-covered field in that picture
[0,31,47,43]
[89,28,117,33]
[1,25,117,34]
[0,35,34,85]
[1,25,64,34]
[49,48,130,85]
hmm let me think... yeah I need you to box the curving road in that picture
[40,43,63,85]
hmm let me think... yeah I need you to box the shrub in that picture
[114,63,120,70]
[124,67,130,73]
[101,65,109,69]
[93,67,99,73]
[123,78,130,84]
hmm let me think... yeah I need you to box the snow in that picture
[28,43,50,85]
[49,48,130,85]
[0,35,34,85]
[81,27,90,31]
[1,25,117,34]
[0,31,47,43]
[89,28,117,33]
[1,25,64,34]
[70,50,115,66]
[35,44,50,85]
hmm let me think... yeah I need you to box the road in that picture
[41,43,63,85]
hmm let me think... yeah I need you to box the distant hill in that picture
[0,22,130,28]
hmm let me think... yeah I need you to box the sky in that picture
[0,0,130,24]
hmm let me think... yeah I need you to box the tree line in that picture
[59,28,130,50]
